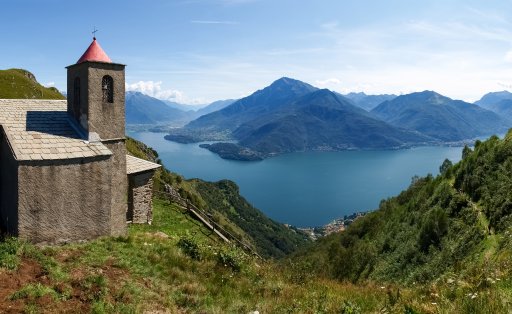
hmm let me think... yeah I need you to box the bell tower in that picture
[66,36,127,236]
[66,36,126,141]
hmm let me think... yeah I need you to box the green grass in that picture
[2,197,512,312]
[0,199,391,313]
[0,68,65,100]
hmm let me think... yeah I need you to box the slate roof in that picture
[126,155,161,175]
[0,99,112,161]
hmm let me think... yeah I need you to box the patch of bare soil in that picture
[0,256,132,313]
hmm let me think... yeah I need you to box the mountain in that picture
[170,78,430,157]
[0,69,65,100]
[478,99,512,121]
[186,77,318,131]
[475,91,512,120]
[475,91,512,108]
[343,92,397,111]
[371,91,510,141]
[163,100,206,112]
[126,91,192,125]
[195,99,236,117]
[171,81,510,159]
[233,89,430,154]
[163,99,236,117]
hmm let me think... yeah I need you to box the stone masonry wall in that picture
[66,63,89,130]
[128,171,154,224]
[104,140,127,236]
[87,64,125,140]
[17,156,112,244]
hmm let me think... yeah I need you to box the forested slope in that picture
[297,131,512,290]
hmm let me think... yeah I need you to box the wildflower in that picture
[467,292,478,299]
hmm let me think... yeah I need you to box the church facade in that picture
[0,38,159,244]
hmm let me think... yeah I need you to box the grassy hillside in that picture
[126,137,309,258]
[294,131,512,311]
[0,69,65,100]
[1,198,427,313]
[2,136,512,312]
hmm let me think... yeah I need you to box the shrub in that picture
[177,236,202,261]
[339,300,361,314]
[0,237,22,270]
[216,246,245,272]
[418,207,448,252]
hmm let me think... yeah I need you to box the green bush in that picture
[339,300,361,314]
[177,236,202,261]
[216,246,245,272]
[418,207,448,252]
[0,237,22,270]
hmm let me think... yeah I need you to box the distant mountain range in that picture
[163,101,207,112]
[371,91,510,141]
[232,87,429,154]
[475,91,512,121]
[126,91,192,125]
[165,78,510,160]
[126,91,235,126]
[343,92,397,111]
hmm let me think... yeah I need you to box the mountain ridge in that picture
[343,91,397,111]
[475,91,512,121]
[371,90,509,141]
[168,79,509,160]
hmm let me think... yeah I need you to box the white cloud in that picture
[44,82,55,87]
[125,81,204,104]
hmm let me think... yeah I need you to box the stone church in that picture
[0,37,160,244]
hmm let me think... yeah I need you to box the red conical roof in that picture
[76,37,112,64]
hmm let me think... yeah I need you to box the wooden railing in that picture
[153,189,262,259]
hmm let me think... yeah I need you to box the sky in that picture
[1,0,512,104]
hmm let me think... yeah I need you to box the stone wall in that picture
[87,63,125,140]
[17,156,112,244]
[66,61,125,140]
[128,171,154,224]
[0,129,19,235]
[104,140,127,236]
[66,63,89,130]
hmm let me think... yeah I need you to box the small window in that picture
[102,75,114,103]
[73,77,80,118]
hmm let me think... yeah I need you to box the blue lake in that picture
[128,131,463,227]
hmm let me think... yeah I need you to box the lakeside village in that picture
[294,211,367,240]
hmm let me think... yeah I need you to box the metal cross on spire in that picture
[92,27,98,40]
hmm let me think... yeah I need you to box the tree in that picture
[462,145,472,159]
[439,158,453,175]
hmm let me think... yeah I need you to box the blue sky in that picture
[1,0,512,104]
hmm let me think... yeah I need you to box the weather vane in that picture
[92,27,98,39]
